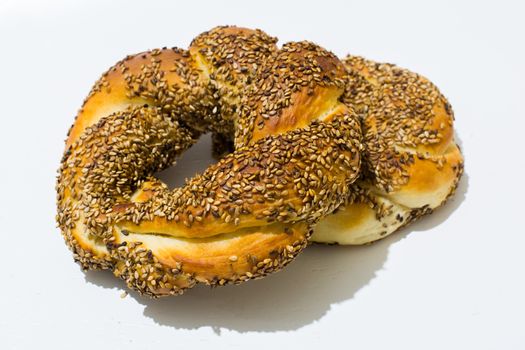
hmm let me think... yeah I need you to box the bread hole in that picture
[156,133,217,190]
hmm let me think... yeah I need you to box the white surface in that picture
[1,0,524,349]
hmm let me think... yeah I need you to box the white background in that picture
[1,0,524,349]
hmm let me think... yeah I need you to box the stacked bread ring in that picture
[312,56,464,244]
[56,26,463,297]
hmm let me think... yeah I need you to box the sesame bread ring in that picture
[311,56,464,245]
[56,27,362,297]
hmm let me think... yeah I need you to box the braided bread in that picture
[57,26,463,296]
[56,26,362,296]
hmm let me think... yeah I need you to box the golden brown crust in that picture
[112,221,311,294]
[57,106,199,270]
[66,48,213,148]
[242,42,349,144]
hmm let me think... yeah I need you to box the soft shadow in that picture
[84,134,469,333]
[84,232,408,332]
